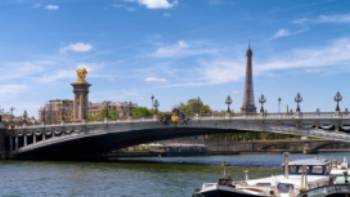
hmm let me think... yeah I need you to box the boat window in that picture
[311,166,324,175]
[289,165,297,174]
[256,183,271,187]
[298,166,309,174]
[277,183,294,193]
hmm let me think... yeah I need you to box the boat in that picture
[193,154,350,197]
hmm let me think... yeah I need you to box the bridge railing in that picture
[13,111,350,130]
[193,112,349,120]
[14,117,159,129]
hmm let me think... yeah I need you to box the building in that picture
[39,99,74,124]
[88,101,137,119]
[241,46,257,113]
[39,99,138,124]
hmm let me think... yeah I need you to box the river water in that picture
[1,153,350,197]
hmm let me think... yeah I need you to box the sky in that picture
[0,0,350,117]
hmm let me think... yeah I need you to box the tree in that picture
[132,107,152,119]
[178,98,211,116]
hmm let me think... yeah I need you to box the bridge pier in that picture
[14,136,18,151]
[24,135,27,146]
[9,136,13,152]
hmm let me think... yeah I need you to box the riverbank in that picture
[110,139,350,158]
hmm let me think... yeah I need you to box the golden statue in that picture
[76,68,88,83]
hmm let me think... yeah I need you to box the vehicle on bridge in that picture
[193,154,350,197]
[159,108,190,125]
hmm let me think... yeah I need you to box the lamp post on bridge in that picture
[151,94,155,112]
[316,108,320,113]
[153,99,159,114]
[225,95,232,114]
[196,97,201,117]
[334,91,342,112]
[128,101,133,119]
[258,94,266,113]
[278,97,282,113]
[295,93,303,113]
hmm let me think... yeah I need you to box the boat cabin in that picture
[283,158,330,176]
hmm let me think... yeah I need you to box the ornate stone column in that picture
[72,68,91,122]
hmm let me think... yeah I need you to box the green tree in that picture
[178,98,211,116]
[88,113,99,121]
[132,107,152,118]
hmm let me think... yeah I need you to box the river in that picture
[1,153,350,197]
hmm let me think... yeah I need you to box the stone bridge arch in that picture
[6,114,350,160]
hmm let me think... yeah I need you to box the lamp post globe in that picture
[153,99,159,114]
[259,94,267,113]
[295,93,303,113]
[278,97,282,113]
[225,95,233,113]
[334,91,343,112]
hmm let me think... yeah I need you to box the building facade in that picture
[39,100,137,124]
[88,101,137,120]
[39,99,74,124]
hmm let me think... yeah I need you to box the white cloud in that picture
[36,63,100,83]
[144,76,168,82]
[197,37,350,85]
[0,84,29,95]
[113,3,137,12]
[259,38,350,71]
[77,64,95,72]
[0,62,46,80]
[153,40,218,58]
[293,13,350,24]
[36,69,75,83]
[60,42,93,53]
[126,0,176,9]
[272,28,291,39]
[199,60,245,84]
[44,4,60,11]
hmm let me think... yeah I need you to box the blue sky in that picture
[1,0,350,117]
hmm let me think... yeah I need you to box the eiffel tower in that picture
[241,45,257,113]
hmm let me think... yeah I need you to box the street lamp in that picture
[151,94,155,111]
[259,94,267,113]
[334,91,343,112]
[197,97,201,115]
[128,101,133,118]
[104,101,111,120]
[295,93,303,113]
[153,99,159,114]
[278,97,282,113]
[225,95,232,113]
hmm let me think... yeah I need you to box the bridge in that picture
[3,112,350,160]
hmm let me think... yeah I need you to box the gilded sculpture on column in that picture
[76,68,88,84]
